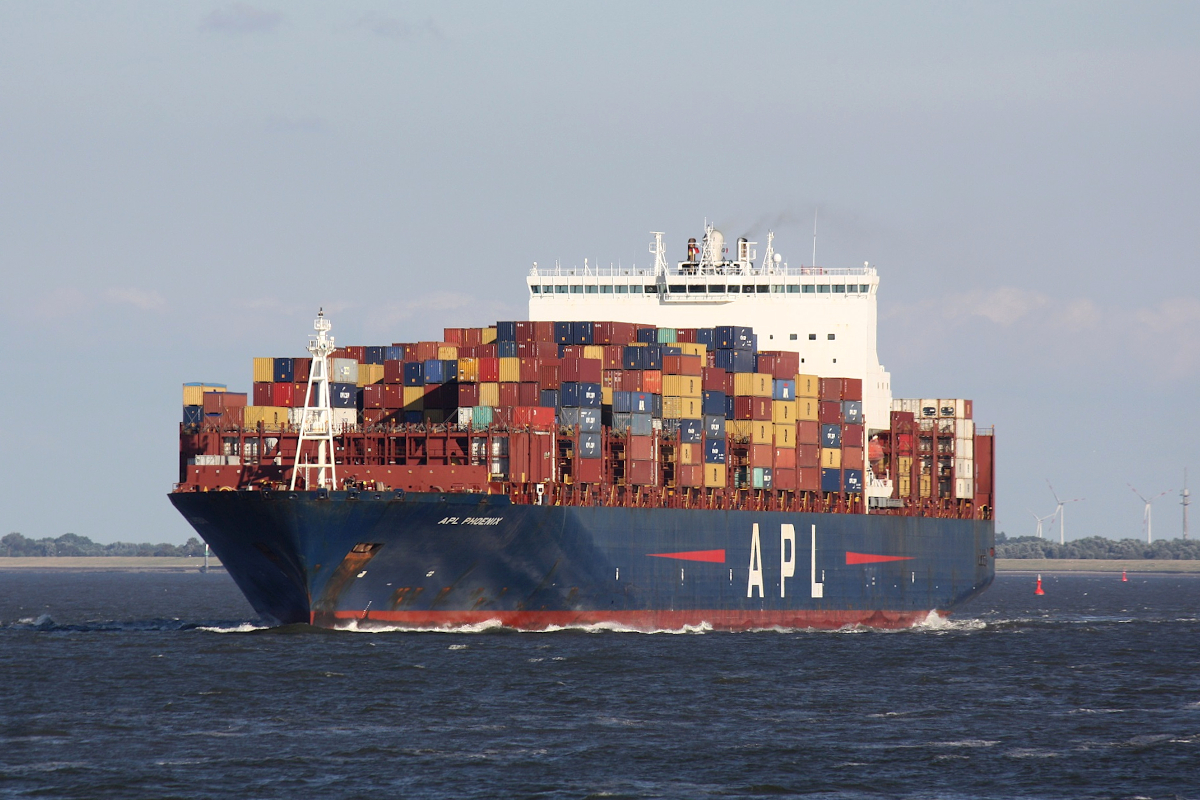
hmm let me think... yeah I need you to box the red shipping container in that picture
[345,346,366,362]
[642,370,662,394]
[270,382,294,407]
[774,448,796,469]
[663,354,703,376]
[384,360,404,384]
[818,401,843,424]
[773,351,800,378]
[756,354,778,377]
[603,346,624,369]
[463,328,482,346]
[842,423,864,448]
[702,367,727,391]
[383,385,404,409]
[294,383,314,407]
[253,382,273,406]
[677,464,703,487]
[499,382,521,407]
[424,383,445,409]
[404,343,421,361]
[795,444,820,468]
[515,320,535,343]
[442,328,464,344]
[478,357,500,383]
[518,357,539,383]
[534,321,555,342]
[362,408,388,426]
[415,342,438,361]
[560,358,579,382]
[819,377,843,401]
[610,322,638,344]
[518,382,540,406]
[627,459,657,485]
[576,458,603,484]
[293,358,311,383]
[627,435,655,461]
[203,391,246,414]
[509,430,554,480]
[624,371,643,392]
[540,365,561,389]
[752,397,773,420]
[796,467,820,492]
[734,396,754,420]
[676,328,696,344]
[602,369,622,390]
[593,322,613,344]
[749,444,773,467]
[362,384,386,409]
[560,345,583,359]
[723,372,735,394]
[843,446,864,470]
[797,421,820,446]
[512,406,556,430]
[841,377,863,401]
[773,468,796,490]
[578,358,603,383]
[458,383,480,407]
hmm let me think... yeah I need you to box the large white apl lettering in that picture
[747,523,764,597]
[780,524,796,597]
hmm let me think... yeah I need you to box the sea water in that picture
[1,570,1197,799]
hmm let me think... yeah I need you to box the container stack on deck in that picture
[177,320,993,519]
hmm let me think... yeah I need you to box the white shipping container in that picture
[954,476,974,499]
[456,407,474,427]
[938,399,967,418]
[490,457,510,477]
[955,458,974,481]
[958,419,975,439]
[955,436,974,459]
[331,407,357,432]
[919,398,938,418]
[332,358,359,384]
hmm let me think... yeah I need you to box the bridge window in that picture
[789,333,798,340]
[669,284,686,293]
[861,284,871,293]
[828,333,836,340]
[756,285,769,293]
[644,285,658,293]
[771,285,784,293]
[709,285,725,293]
[530,285,539,294]
[802,285,815,293]
[787,285,800,293]
[615,284,628,293]
[688,285,705,293]
[585,284,598,293]
[570,285,583,294]
[600,285,613,294]
[555,285,568,294]
[818,285,830,293]
[832,284,845,293]
[809,333,817,340]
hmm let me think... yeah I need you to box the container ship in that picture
[170,224,995,630]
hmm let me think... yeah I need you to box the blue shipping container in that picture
[630,392,652,414]
[579,383,602,408]
[821,468,842,493]
[696,328,716,348]
[704,415,725,439]
[404,410,423,424]
[636,327,657,344]
[724,394,736,420]
[554,321,573,345]
[705,438,727,464]
[442,360,458,382]
[842,401,863,425]
[680,418,703,443]
[579,432,602,459]
[403,362,424,386]
[573,321,594,345]
[423,359,445,384]
[702,390,726,416]
[579,408,601,433]
[561,382,580,407]
[652,393,663,418]
[713,348,755,373]
[844,469,864,493]
[496,322,517,342]
[622,346,644,370]
[273,358,294,383]
[384,345,404,362]
[821,423,842,448]
[331,383,357,409]
[612,390,632,413]
[497,341,519,358]
[364,346,385,365]
[183,405,203,426]
[643,345,663,370]
[773,379,795,401]
[630,413,653,436]
[610,412,632,432]
[559,408,580,427]
[541,389,560,409]
[662,346,682,356]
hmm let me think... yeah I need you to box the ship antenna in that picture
[762,230,775,276]
[649,232,667,277]
[290,309,338,491]
[812,206,818,268]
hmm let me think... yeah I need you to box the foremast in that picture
[290,310,338,490]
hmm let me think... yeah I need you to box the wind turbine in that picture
[1047,481,1084,545]
[1129,484,1169,543]
[1028,508,1058,539]
[1182,468,1190,541]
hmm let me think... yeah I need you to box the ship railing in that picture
[527,265,872,279]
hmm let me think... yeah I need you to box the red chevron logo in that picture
[648,549,726,563]
[846,552,914,565]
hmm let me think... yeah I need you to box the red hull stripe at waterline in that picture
[647,549,726,563]
[845,552,915,565]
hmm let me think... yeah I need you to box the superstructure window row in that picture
[531,282,872,295]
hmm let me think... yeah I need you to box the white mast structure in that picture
[1129,484,1169,544]
[1047,481,1084,545]
[649,232,668,277]
[290,310,338,491]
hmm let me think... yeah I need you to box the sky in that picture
[1,2,1198,544]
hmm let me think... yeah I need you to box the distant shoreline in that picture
[996,558,1200,573]
[0,556,224,572]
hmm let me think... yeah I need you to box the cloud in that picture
[263,115,327,134]
[201,4,283,34]
[367,291,514,337]
[356,12,442,40]
[105,288,167,311]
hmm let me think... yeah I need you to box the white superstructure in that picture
[527,224,893,432]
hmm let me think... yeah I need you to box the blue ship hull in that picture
[169,491,994,630]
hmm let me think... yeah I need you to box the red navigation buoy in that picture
[1035,574,1045,595]
[1122,570,1128,582]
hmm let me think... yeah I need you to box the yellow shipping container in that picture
[244,406,289,431]
[772,401,795,424]
[681,397,701,418]
[679,443,699,465]
[182,383,226,406]
[919,475,932,498]
[796,374,820,398]
[898,476,912,496]
[678,342,707,357]
[423,409,445,424]
[898,455,913,474]
[437,345,458,361]
[796,398,819,421]
[602,386,613,406]
[821,448,842,469]
[252,357,274,383]
[662,396,683,418]
[704,463,727,488]
[733,372,773,397]
[499,357,520,383]
[774,424,795,448]
[403,386,425,411]
[726,420,753,441]
[583,345,605,360]
[752,421,773,444]
[358,364,384,386]
[663,375,702,397]
[481,327,497,344]
[457,357,479,383]
[479,382,500,407]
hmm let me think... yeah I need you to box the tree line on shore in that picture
[1,533,207,558]
[995,533,1200,560]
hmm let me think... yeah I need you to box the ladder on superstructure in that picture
[290,310,338,491]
